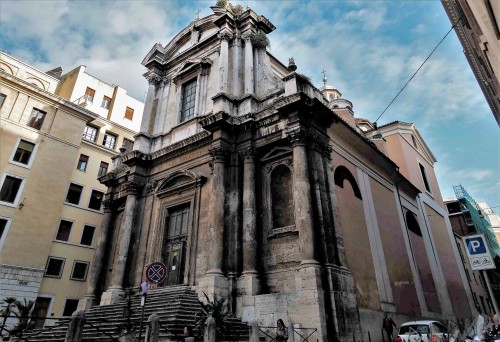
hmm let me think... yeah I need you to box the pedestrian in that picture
[486,314,500,340]
[382,313,397,342]
[276,319,288,342]
[183,326,194,342]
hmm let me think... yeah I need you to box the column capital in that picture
[125,181,142,195]
[240,147,255,163]
[218,31,233,42]
[287,128,309,147]
[209,147,230,163]
[309,133,332,158]
[241,31,253,42]
[102,198,113,212]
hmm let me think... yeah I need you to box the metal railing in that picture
[258,325,318,342]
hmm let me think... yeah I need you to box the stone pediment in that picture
[261,146,292,162]
[156,170,205,197]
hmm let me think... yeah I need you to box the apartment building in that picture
[0,52,143,330]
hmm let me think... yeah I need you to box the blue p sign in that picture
[466,237,486,255]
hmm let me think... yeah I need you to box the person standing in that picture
[276,319,289,342]
[382,313,397,342]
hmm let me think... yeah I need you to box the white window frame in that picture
[44,256,66,278]
[69,260,89,281]
[34,294,56,327]
[102,131,117,150]
[9,137,39,169]
[80,224,96,247]
[0,173,26,208]
[76,154,89,173]
[0,216,12,251]
[417,161,433,196]
[82,125,98,142]
[54,218,74,242]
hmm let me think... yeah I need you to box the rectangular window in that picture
[98,161,109,177]
[44,257,65,278]
[0,93,6,109]
[0,218,10,250]
[102,132,117,149]
[80,225,96,246]
[0,175,23,204]
[65,183,83,205]
[84,87,95,103]
[88,190,104,210]
[180,79,197,122]
[167,205,190,238]
[124,107,134,120]
[418,163,432,193]
[70,261,89,281]
[62,299,79,317]
[55,220,72,242]
[27,108,46,130]
[13,140,35,165]
[77,154,89,172]
[83,125,98,142]
[122,138,133,153]
[101,96,111,109]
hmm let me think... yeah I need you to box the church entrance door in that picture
[162,205,190,286]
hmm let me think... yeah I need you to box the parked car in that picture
[397,320,449,342]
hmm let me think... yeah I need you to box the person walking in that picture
[276,319,288,342]
[382,313,397,342]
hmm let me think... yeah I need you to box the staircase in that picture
[25,286,249,341]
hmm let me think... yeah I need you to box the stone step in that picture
[24,286,249,342]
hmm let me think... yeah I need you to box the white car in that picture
[397,320,448,342]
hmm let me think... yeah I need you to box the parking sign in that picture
[462,234,495,271]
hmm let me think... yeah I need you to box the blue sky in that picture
[1,0,498,211]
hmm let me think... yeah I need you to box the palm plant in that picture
[194,292,230,339]
[9,298,36,337]
[0,297,17,337]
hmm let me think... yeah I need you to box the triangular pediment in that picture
[261,146,292,162]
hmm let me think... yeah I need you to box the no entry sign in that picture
[145,262,167,284]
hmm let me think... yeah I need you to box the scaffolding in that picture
[453,184,500,258]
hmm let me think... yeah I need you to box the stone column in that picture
[78,199,113,310]
[207,147,227,274]
[64,310,85,342]
[242,32,254,95]
[288,129,318,267]
[100,182,140,305]
[218,32,232,93]
[240,148,259,295]
[232,33,241,97]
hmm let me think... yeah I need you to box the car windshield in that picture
[399,325,429,335]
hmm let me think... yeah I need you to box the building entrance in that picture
[162,205,189,286]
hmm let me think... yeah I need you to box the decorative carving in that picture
[146,73,162,85]
[287,128,309,147]
[218,31,233,42]
[241,31,253,42]
[126,181,142,195]
[161,76,171,86]
[240,147,255,163]
[102,198,113,211]
[309,133,332,158]
[146,179,158,194]
[209,147,229,163]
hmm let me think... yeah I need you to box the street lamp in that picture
[138,282,149,341]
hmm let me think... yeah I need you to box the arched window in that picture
[334,165,362,200]
[271,165,294,228]
[406,211,422,237]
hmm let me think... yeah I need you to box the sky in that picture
[1,0,499,212]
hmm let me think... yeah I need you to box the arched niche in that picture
[270,164,294,229]
[334,165,362,200]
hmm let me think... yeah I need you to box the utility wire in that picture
[374,17,463,124]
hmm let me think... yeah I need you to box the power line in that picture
[374,17,463,124]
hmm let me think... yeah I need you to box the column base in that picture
[238,271,260,296]
[295,262,322,291]
[77,295,96,310]
[198,270,229,301]
[100,287,124,305]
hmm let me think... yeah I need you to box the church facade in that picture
[78,4,473,341]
